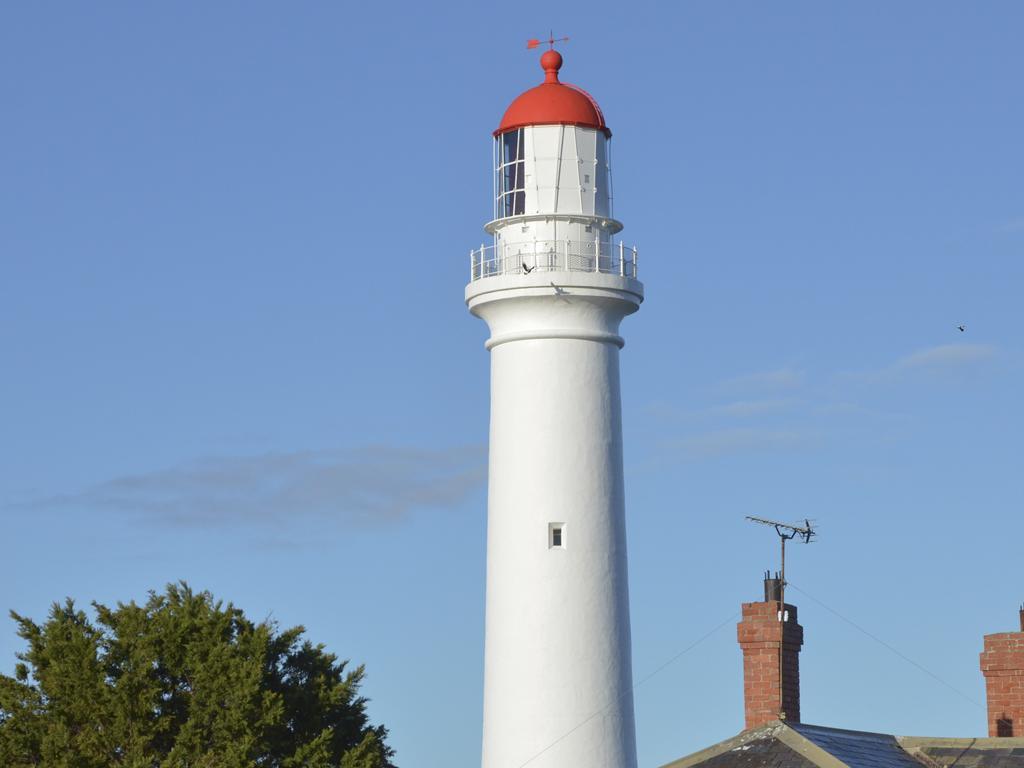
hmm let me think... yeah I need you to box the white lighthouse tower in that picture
[466,47,642,768]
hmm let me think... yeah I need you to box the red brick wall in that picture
[737,601,804,730]
[980,631,1024,737]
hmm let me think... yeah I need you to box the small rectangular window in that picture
[549,523,565,549]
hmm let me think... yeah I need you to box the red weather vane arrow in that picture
[527,33,569,50]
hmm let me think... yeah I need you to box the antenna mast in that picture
[745,515,816,720]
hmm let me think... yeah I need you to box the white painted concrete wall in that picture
[466,271,643,768]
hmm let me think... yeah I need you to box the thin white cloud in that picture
[710,399,794,417]
[642,398,794,422]
[998,216,1024,233]
[15,445,487,530]
[663,428,813,460]
[721,367,804,392]
[892,343,996,372]
[815,401,907,421]
[840,343,998,384]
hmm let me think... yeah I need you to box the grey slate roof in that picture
[660,723,809,768]
[660,723,1024,768]
[899,738,1024,768]
[681,734,816,768]
[789,723,924,768]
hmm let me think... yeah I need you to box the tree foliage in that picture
[0,583,396,768]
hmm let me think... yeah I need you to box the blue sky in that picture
[1,2,1022,766]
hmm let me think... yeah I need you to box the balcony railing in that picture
[469,240,638,282]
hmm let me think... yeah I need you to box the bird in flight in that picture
[522,262,536,274]
[958,325,965,332]
[550,282,568,296]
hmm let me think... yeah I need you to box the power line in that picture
[514,574,984,768]
[787,581,984,711]
[634,611,741,688]
[514,611,740,768]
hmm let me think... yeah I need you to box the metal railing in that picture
[469,239,638,282]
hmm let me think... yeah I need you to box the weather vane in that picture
[527,32,569,50]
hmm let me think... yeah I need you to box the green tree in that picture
[0,582,396,768]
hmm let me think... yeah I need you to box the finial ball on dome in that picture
[540,49,563,82]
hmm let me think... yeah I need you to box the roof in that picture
[899,738,1024,768]
[788,723,924,768]
[660,722,1024,768]
[494,49,609,137]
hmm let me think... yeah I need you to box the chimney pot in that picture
[764,571,784,603]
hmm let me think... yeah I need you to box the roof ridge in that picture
[790,722,903,741]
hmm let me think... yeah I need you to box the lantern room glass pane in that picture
[496,129,525,218]
[501,190,525,218]
[504,162,520,195]
[502,130,522,166]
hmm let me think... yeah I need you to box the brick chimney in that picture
[979,605,1024,737]
[737,572,804,730]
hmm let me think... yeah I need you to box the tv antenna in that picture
[746,515,815,603]
[527,33,570,50]
[745,515,817,720]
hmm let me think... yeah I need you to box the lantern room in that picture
[493,124,612,221]
[470,49,637,282]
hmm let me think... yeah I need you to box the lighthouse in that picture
[466,47,642,768]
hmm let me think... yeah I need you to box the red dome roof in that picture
[495,50,610,137]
